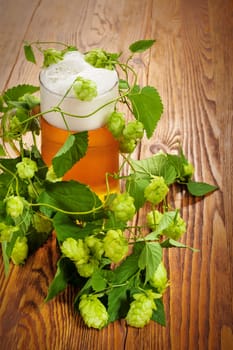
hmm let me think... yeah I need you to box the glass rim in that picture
[39,71,119,101]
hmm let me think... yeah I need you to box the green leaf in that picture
[119,79,130,90]
[90,270,107,292]
[111,242,143,284]
[186,181,218,196]
[53,212,102,242]
[43,180,103,220]
[1,242,10,276]
[45,257,78,302]
[129,40,156,53]
[24,44,36,63]
[0,145,6,156]
[128,86,163,138]
[126,173,150,210]
[138,242,162,283]
[52,132,88,177]
[3,85,39,103]
[156,211,178,233]
[151,298,166,326]
[107,284,129,322]
[160,238,199,252]
[130,153,177,185]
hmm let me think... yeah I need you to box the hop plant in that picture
[0,223,18,242]
[79,294,109,329]
[182,162,195,180]
[110,192,136,222]
[84,48,119,70]
[146,210,163,230]
[11,236,28,265]
[32,212,53,233]
[119,138,137,153]
[43,48,64,67]
[5,196,25,218]
[46,166,62,182]
[103,229,129,263]
[16,157,38,179]
[122,120,144,140]
[85,235,104,260]
[149,262,170,294]
[106,111,125,138]
[61,238,89,264]
[125,290,159,328]
[163,212,186,240]
[144,176,169,205]
[76,258,98,278]
[73,77,97,101]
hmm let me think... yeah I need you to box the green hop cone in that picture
[119,138,137,154]
[32,212,53,233]
[73,77,97,101]
[146,210,163,230]
[79,294,109,329]
[16,157,38,179]
[149,262,170,294]
[43,48,64,67]
[163,212,186,240]
[8,116,24,138]
[76,258,98,278]
[144,176,169,205]
[85,235,104,260]
[182,162,195,180]
[106,111,125,138]
[61,238,89,264]
[125,290,159,328]
[0,223,18,242]
[103,229,129,263]
[5,196,25,218]
[27,182,43,200]
[84,48,119,70]
[11,236,28,265]
[122,120,144,140]
[110,192,136,222]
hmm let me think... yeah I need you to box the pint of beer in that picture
[39,51,119,194]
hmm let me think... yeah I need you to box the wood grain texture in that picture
[0,0,232,349]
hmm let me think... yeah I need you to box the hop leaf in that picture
[79,294,109,329]
[32,212,53,233]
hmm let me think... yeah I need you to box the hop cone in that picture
[79,294,109,329]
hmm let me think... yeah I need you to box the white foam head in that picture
[40,51,119,131]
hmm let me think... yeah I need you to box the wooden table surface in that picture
[0,0,232,349]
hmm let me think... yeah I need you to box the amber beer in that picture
[39,51,119,195]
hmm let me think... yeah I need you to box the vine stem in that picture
[29,201,104,216]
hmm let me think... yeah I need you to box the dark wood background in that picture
[0,0,232,349]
